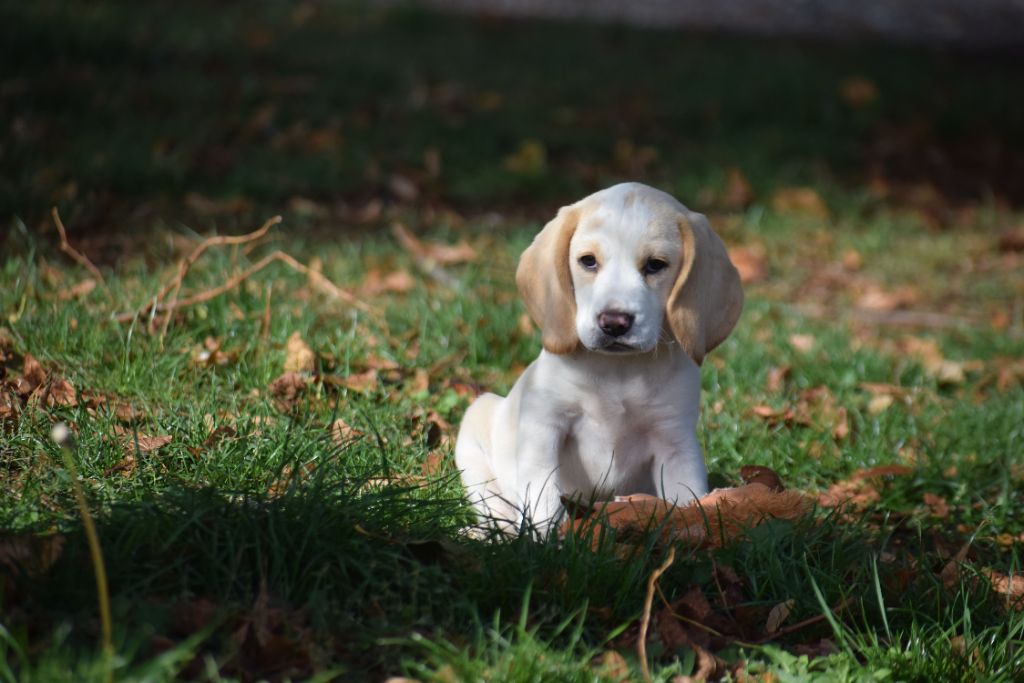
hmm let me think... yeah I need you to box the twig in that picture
[115,250,373,322]
[261,282,273,339]
[51,207,111,298]
[153,215,281,305]
[391,222,460,289]
[639,545,676,683]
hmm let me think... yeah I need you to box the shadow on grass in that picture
[3,0,1024,235]
[5,473,1020,679]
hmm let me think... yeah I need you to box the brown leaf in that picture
[765,599,795,635]
[45,378,77,408]
[591,650,630,683]
[832,407,850,441]
[340,369,379,393]
[788,334,816,353]
[997,227,1024,252]
[867,394,895,415]
[283,331,315,374]
[408,368,430,394]
[329,418,364,446]
[739,466,785,491]
[18,353,47,397]
[421,451,445,478]
[114,425,172,453]
[360,268,415,296]
[0,389,20,424]
[268,372,309,411]
[729,245,768,284]
[923,492,951,518]
[839,76,879,107]
[983,569,1024,610]
[104,453,136,477]
[58,278,97,300]
[388,174,419,202]
[765,365,790,393]
[503,139,546,174]
[771,187,829,219]
[722,167,754,209]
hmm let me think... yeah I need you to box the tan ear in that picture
[515,205,580,354]
[666,212,744,364]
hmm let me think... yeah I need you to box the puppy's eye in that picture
[643,258,668,275]
[578,254,598,271]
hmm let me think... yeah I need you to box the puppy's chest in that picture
[560,392,678,489]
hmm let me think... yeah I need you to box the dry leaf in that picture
[998,228,1024,252]
[867,394,895,415]
[114,425,172,454]
[58,278,97,300]
[923,492,951,518]
[388,174,419,202]
[771,187,829,219]
[408,368,430,394]
[517,313,534,336]
[840,76,879,107]
[789,334,816,353]
[340,369,379,393]
[0,533,65,577]
[421,450,445,478]
[722,167,754,209]
[283,331,315,374]
[765,599,795,634]
[361,268,415,295]
[591,650,630,683]
[765,365,790,393]
[268,372,309,411]
[329,418,364,446]
[984,570,1024,610]
[832,407,850,441]
[729,244,768,284]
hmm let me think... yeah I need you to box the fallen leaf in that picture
[739,466,784,491]
[283,331,315,374]
[832,407,850,441]
[765,365,790,393]
[788,334,816,353]
[17,353,47,397]
[114,425,173,453]
[722,167,755,209]
[360,268,415,295]
[867,394,895,414]
[329,418,364,446]
[517,313,534,336]
[421,451,445,477]
[984,569,1024,611]
[771,187,829,220]
[729,244,768,284]
[408,368,430,394]
[58,278,97,300]
[340,369,379,393]
[839,76,879,107]
[388,174,419,202]
[997,227,1024,252]
[0,533,65,578]
[268,372,309,411]
[765,599,795,634]
[923,492,951,518]
[591,650,630,683]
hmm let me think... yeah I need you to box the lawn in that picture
[2,1,1023,681]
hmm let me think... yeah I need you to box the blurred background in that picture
[2,0,1023,244]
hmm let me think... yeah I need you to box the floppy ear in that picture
[666,212,744,364]
[515,205,580,354]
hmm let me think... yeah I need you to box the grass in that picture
[2,1,1024,681]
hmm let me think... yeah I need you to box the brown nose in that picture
[598,310,635,337]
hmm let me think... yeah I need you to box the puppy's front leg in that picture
[514,424,566,533]
[653,446,709,506]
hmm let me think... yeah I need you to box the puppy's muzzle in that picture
[598,310,635,337]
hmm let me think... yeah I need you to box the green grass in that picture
[3,1,1024,681]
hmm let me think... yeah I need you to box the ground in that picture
[1,2,1023,681]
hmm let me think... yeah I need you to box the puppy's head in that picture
[516,182,743,363]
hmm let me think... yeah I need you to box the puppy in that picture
[455,182,743,533]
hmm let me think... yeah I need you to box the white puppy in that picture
[455,182,743,533]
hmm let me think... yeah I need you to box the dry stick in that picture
[114,250,373,322]
[153,215,282,306]
[51,207,111,298]
[638,545,676,683]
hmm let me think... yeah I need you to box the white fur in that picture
[455,183,741,533]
